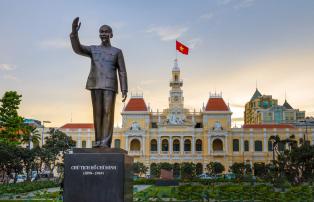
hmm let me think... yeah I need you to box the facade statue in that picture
[70,17,128,147]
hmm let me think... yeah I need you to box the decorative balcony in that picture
[129,150,142,156]
[212,150,225,156]
[161,151,169,155]
[173,151,180,155]
[150,151,158,155]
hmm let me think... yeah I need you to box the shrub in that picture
[0,180,58,194]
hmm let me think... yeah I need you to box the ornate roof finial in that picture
[285,90,287,101]
[173,58,180,71]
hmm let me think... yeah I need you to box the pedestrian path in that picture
[134,185,151,192]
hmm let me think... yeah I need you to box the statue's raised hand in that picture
[72,17,81,33]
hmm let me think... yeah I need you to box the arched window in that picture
[162,139,169,151]
[184,139,191,151]
[196,139,202,151]
[82,140,86,148]
[130,139,141,151]
[150,139,157,152]
[213,139,223,151]
[233,139,239,152]
[244,140,249,151]
[173,139,180,152]
[114,139,121,149]
[254,140,263,152]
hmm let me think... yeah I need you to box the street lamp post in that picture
[300,117,310,145]
[41,120,51,146]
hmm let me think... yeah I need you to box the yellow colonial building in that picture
[60,60,314,173]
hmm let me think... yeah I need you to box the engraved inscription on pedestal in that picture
[64,150,133,202]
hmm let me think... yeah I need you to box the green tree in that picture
[196,163,203,176]
[21,125,41,149]
[181,162,195,179]
[20,147,38,181]
[0,91,24,145]
[41,128,75,178]
[229,162,252,178]
[133,162,148,176]
[206,162,225,175]
[4,145,24,183]
[253,162,267,178]
[150,163,159,178]
[173,163,181,178]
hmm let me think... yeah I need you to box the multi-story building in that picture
[60,60,313,173]
[244,89,305,124]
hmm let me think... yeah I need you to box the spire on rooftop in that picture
[283,99,293,109]
[250,88,262,101]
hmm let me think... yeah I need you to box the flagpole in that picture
[175,39,178,61]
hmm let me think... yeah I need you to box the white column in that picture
[225,135,228,153]
[240,131,244,153]
[250,129,254,152]
[142,137,145,157]
[77,129,82,148]
[263,129,267,152]
[208,136,211,154]
[87,129,91,148]
[180,136,184,154]
[192,136,195,154]
[158,136,161,155]
[169,136,173,153]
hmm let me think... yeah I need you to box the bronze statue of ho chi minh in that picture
[70,17,128,148]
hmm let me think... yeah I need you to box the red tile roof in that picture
[60,123,94,129]
[124,98,148,111]
[205,98,229,111]
[243,124,295,129]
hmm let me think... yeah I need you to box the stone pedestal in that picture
[64,148,133,202]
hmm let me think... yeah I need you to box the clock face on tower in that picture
[174,96,179,102]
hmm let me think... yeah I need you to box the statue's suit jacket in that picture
[70,33,128,93]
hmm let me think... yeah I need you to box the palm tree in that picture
[21,125,41,149]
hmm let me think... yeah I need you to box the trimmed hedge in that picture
[134,184,314,201]
[0,181,58,195]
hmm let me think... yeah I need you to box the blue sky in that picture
[1,0,314,127]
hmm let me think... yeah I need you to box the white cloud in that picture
[146,25,188,41]
[200,13,214,20]
[0,64,16,71]
[39,38,70,49]
[218,0,233,5]
[234,0,256,9]
[218,0,256,9]
[187,38,202,49]
[111,21,126,29]
[3,74,20,81]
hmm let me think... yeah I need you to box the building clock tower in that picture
[167,59,186,124]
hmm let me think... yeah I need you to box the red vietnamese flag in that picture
[176,40,189,55]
